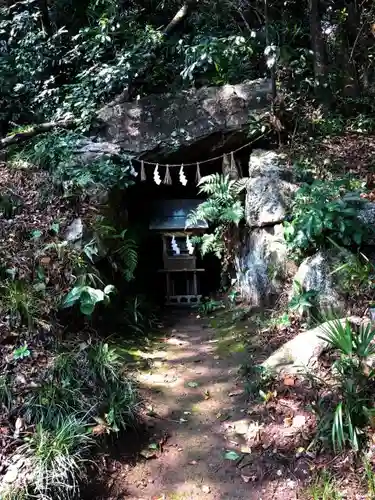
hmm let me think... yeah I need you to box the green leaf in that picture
[104,284,116,295]
[30,229,42,240]
[80,299,96,316]
[332,402,345,452]
[61,286,83,309]
[50,222,60,234]
[224,450,241,461]
[33,282,46,293]
[187,381,199,388]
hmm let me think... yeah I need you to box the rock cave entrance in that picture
[126,137,257,306]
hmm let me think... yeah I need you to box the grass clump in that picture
[306,472,342,499]
[2,338,139,499]
[17,417,93,500]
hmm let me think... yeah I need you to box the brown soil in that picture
[84,311,329,500]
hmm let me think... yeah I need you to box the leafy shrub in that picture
[15,132,135,192]
[284,180,367,259]
[61,284,115,316]
[315,320,375,452]
[179,35,254,84]
[331,251,375,296]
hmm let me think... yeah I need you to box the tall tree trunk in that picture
[309,0,326,99]
[38,0,52,36]
[264,0,277,104]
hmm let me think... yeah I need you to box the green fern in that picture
[186,174,244,227]
[111,229,138,281]
[186,174,244,259]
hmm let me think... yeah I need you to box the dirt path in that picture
[100,311,302,500]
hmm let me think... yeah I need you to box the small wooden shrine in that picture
[149,200,208,306]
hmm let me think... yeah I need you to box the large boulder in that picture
[261,317,363,375]
[358,201,375,244]
[245,150,298,227]
[97,79,272,156]
[294,250,345,313]
[236,149,298,304]
[235,224,295,306]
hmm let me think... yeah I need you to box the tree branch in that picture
[128,0,198,100]
[163,0,197,37]
[0,119,75,148]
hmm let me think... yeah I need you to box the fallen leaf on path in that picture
[91,424,109,436]
[187,381,199,388]
[224,450,241,461]
[13,417,24,438]
[241,475,251,483]
[204,390,211,400]
[284,416,293,427]
[140,449,157,459]
[292,415,306,428]
[240,445,251,454]
[283,376,295,386]
[228,390,243,397]
[259,389,277,402]
[216,412,231,421]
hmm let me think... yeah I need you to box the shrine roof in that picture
[149,199,208,230]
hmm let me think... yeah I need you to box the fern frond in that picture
[219,202,244,225]
[233,177,251,195]
[111,230,138,281]
[200,233,224,258]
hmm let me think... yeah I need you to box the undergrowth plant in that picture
[284,179,367,260]
[331,251,375,297]
[314,320,375,452]
[197,298,225,316]
[363,456,375,499]
[306,471,343,500]
[288,280,318,318]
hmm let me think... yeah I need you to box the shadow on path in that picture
[85,310,303,500]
